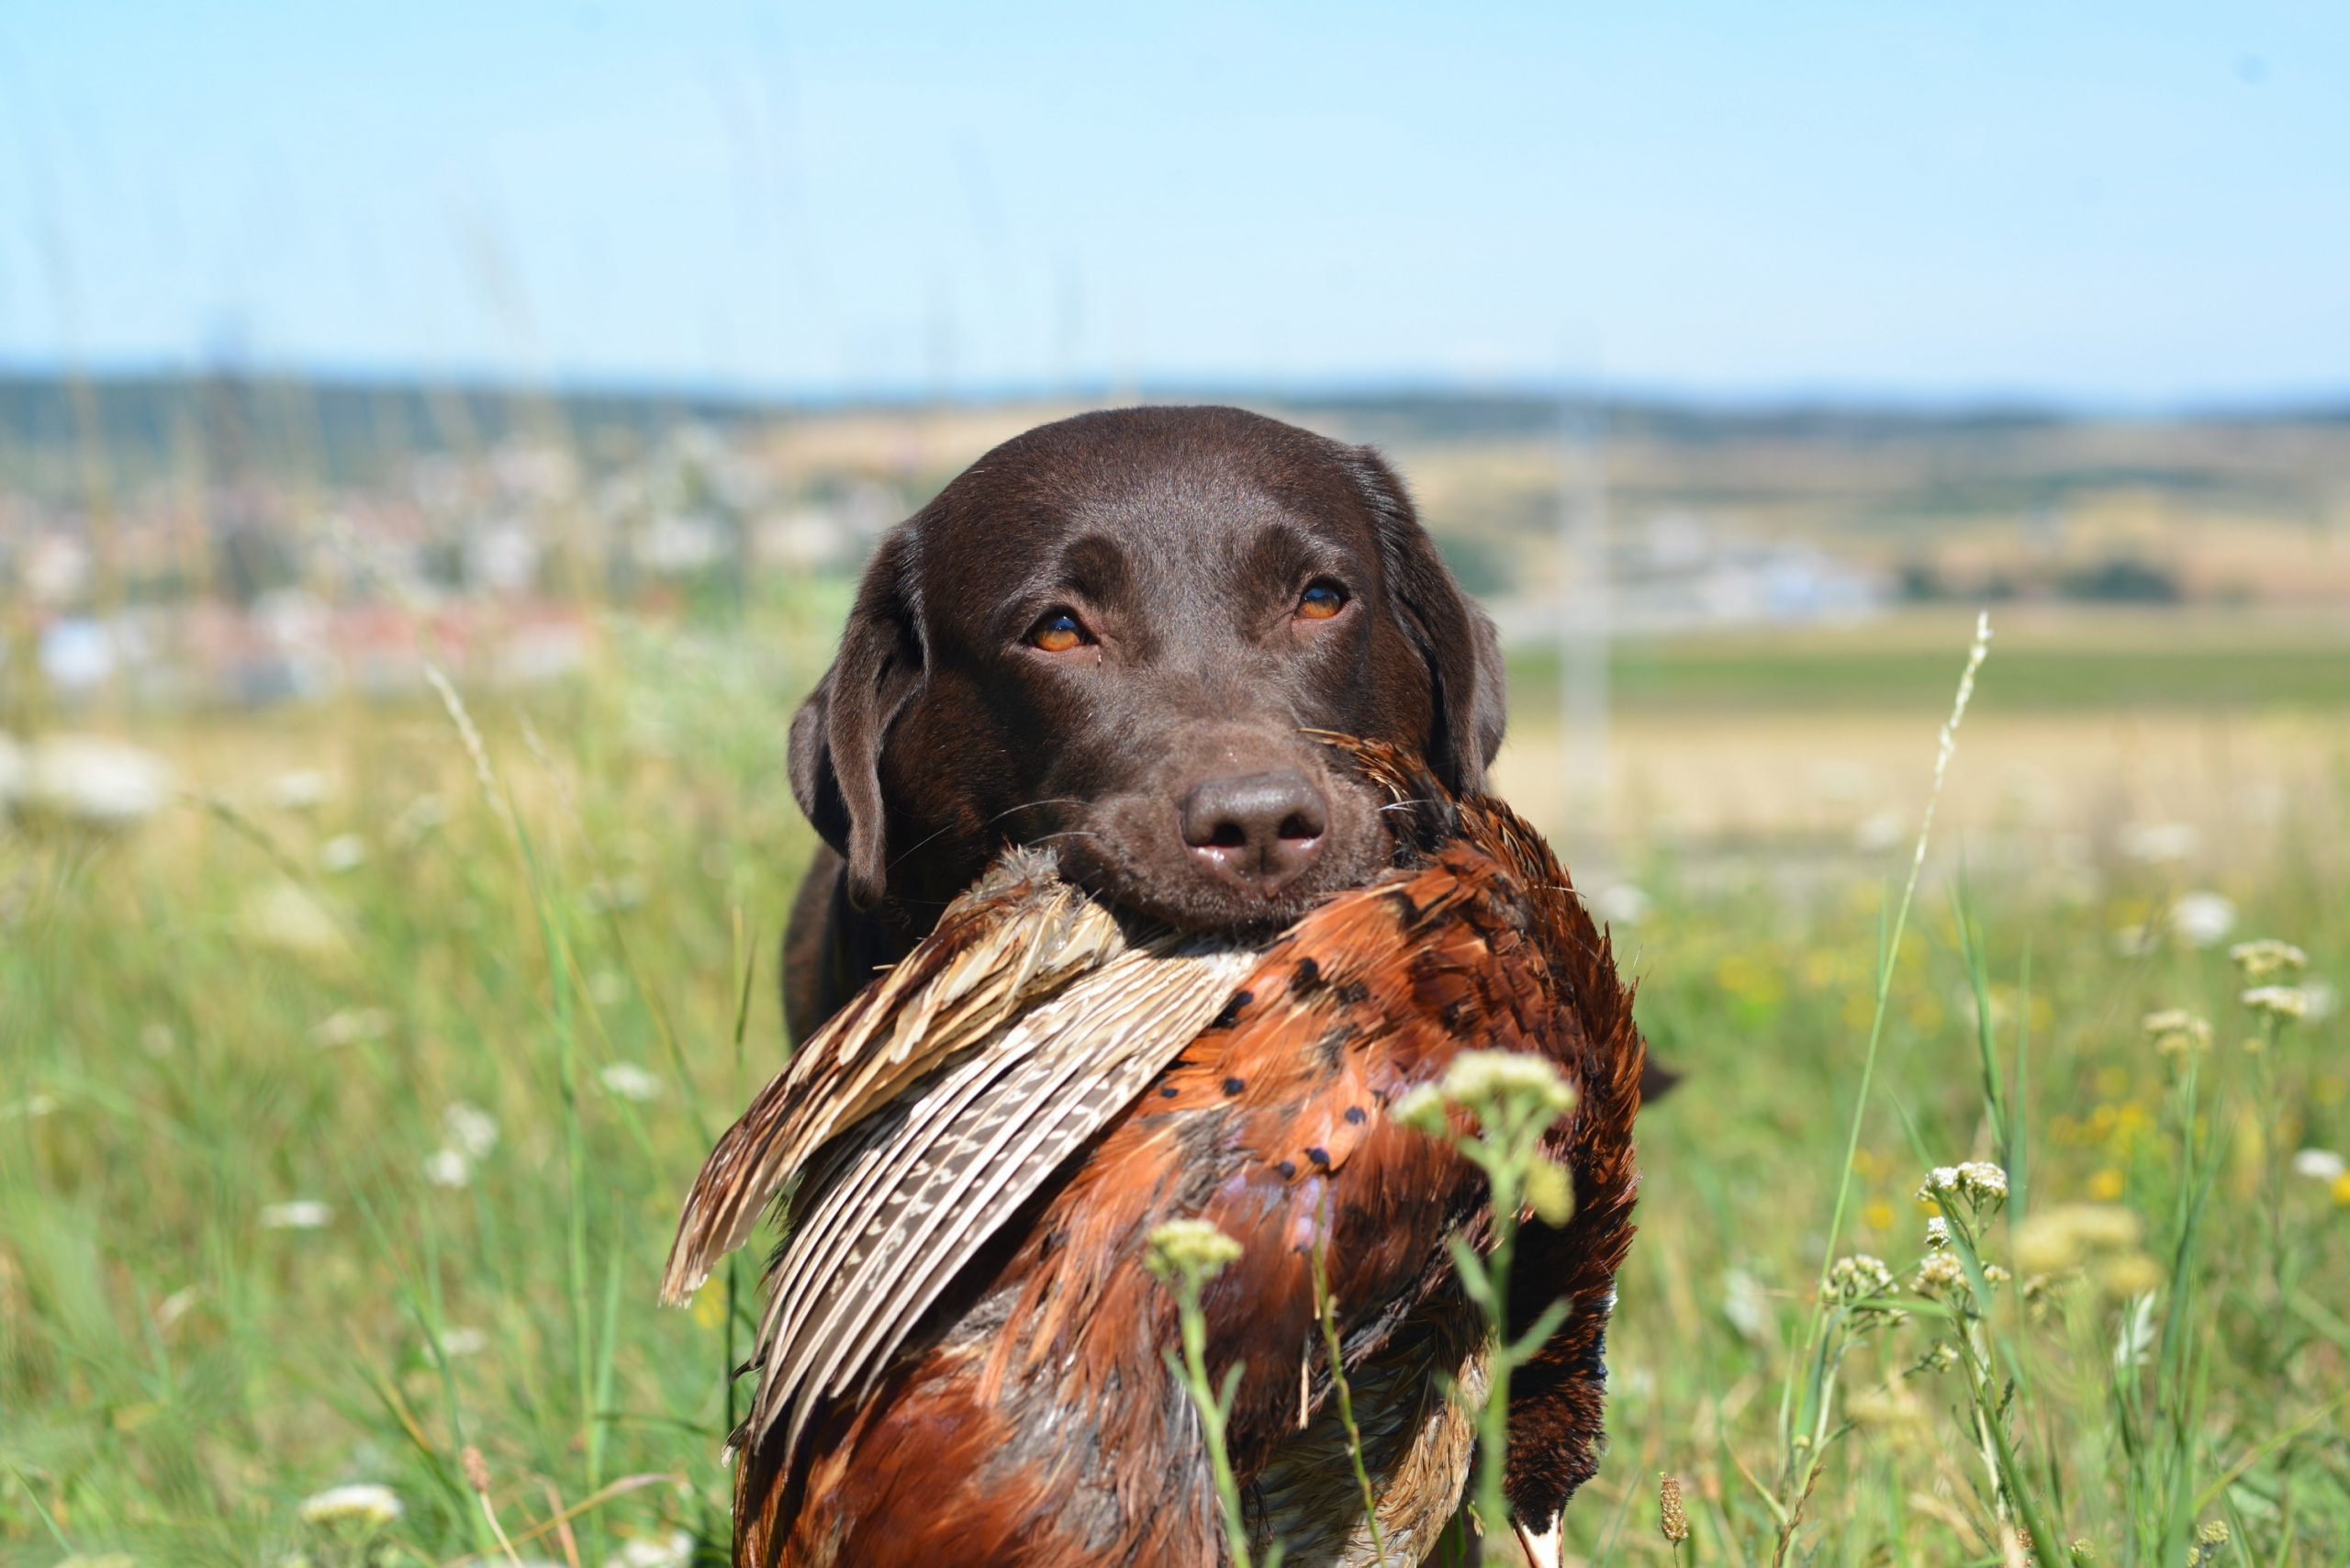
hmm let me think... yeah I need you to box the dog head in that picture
[789,405,1505,934]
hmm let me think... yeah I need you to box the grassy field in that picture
[5,615,2347,1567]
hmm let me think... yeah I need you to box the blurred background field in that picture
[6,3,2350,1564]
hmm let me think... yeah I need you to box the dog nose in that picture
[1179,770,1328,897]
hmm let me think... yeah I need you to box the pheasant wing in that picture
[745,936,1259,1454]
[662,849,1127,1305]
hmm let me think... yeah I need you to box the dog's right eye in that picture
[1026,611,1089,654]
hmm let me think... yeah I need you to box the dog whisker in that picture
[884,797,1091,872]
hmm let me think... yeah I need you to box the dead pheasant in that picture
[665,738,1647,1566]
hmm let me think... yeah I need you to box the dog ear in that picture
[1346,445,1507,794]
[789,530,923,911]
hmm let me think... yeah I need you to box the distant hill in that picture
[2,367,2343,499]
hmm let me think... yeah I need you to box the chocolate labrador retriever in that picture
[782,404,1505,1042]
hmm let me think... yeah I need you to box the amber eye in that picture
[1026,610,1088,654]
[1298,581,1348,621]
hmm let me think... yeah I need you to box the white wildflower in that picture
[1590,883,1651,926]
[2168,891,2236,949]
[2228,939,2307,982]
[1958,1161,2008,1201]
[297,1482,402,1526]
[2302,981,2340,1022]
[261,1200,333,1231]
[318,834,369,874]
[312,1006,393,1047]
[391,792,449,846]
[1916,1161,2006,1209]
[599,1062,663,1103]
[2291,1148,2347,1184]
[582,875,648,914]
[1924,1215,1951,1250]
[1827,1254,1895,1299]
[442,1103,499,1159]
[437,1326,489,1359]
[604,1531,695,1568]
[1720,1267,1770,1342]
[2241,986,2311,1024]
[1436,1049,1575,1117]
[21,735,174,827]
[1853,809,1907,854]
[2118,821,2198,866]
[1915,1250,1967,1293]
[267,769,334,812]
[1145,1217,1245,1283]
[1389,1083,1448,1136]
[422,1148,473,1189]
[2142,1008,2211,1056]
[240,883,343,957]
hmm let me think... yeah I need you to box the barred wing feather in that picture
[661,849,1126,1305]
[749,937,1257,1454]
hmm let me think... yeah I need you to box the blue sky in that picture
[1,2,2343,405]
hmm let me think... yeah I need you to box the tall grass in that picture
[4,603,2346,1565]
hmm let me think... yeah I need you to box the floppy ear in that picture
[789,530,923,911]
[1346,444,1507,794]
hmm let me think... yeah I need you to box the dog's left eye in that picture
[1297,581,1348,621]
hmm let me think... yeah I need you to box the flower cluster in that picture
[297,1483,402,1527]
[2014,1203,2162,1299]
[2140,1008,2211,1058]
[1914,1250,1968,1294]
[1396,1049,1576,1130]
[1916,1161,2008,1213]
[1827,1253,1895,1300]
[2240,985,2311,1024]
[1145,1218,1244,1285]
[2228,938,2307,983]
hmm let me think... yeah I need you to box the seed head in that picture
[1659,1473,1690,1545]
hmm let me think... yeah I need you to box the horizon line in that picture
[3,355,2347,426]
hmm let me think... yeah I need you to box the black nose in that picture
[1179,770,1329,898]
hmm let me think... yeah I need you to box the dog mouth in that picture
[1041,770,1394,936]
